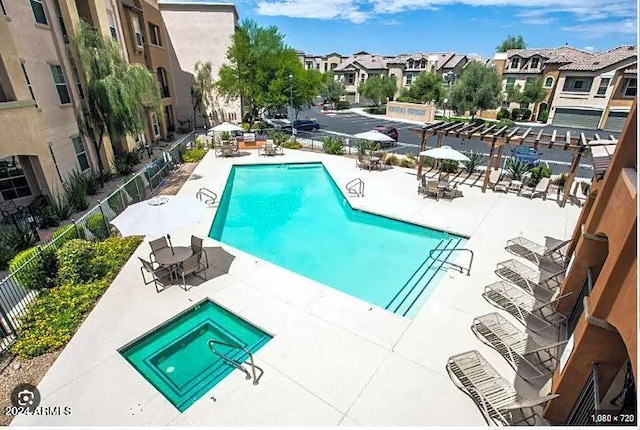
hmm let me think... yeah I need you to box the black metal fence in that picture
[567,267,594,337]
[0,132,196,356]
[566,363,601,425]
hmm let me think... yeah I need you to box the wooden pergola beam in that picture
[416,128,428,179]
[465,123,486,137]
[492,125,510,138]
[454,123,475,136]
[481,143,497,192]
[561,148,584,207]
[480,124,497,137]
[580,132,587,147]
[507,127,520,140]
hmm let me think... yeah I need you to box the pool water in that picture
[210,163,466,318]
[120,300,271,412]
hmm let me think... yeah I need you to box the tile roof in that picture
[559,45,637,71]
[441,54,467,69]
[387,52,456,68]
[624,67,637,74]
[505,46,594,64]
[333,54,390,71]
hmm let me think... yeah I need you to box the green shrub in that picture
[364,106,386,114]
[267,130,289,147]
[527,165,553,186]
[399,157,416,168]
[9,246,58,290]
[335,100,350,110]
[497,119,515,129]
[183,148,207,163]
[112,151,139,176]
[506,157,532,181]
[497,108,510,120]
[83,170,100,196]
[86,214,109,241]
[462,151,486,173]
[0,244,15,271]
[441,159,460,173]
[281,140,302,149]
[420,156,435,168]
[37,205,60,228]
[192,136,205,149]
[384,154,400,165]
[356,139,379,155]
[64,169,89,212]
[51,223,85,243]
[322,136,345,155]
[539,109,549,123]
[510,108,521,121]
[50,192,73,221]
[57,239,97,284]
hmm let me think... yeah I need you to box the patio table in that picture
[154,246,193,279]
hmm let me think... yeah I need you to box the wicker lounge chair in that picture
[488,170,509,193]
[482,281,570,333]
[446,350,558,426]
[495,259,565,297]
[505,236,570,267]
[520,177,551,200]
[471,313,568,382]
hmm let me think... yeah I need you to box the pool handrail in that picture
[208,339,264,385]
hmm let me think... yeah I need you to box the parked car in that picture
[511,146,542,166]
[374,125,399,144]
[282,119,321,132]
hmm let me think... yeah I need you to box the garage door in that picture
[552,108,602,129]
[603,111,629,132]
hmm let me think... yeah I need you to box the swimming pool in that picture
[210,163,466,318]
[120,300,271,412]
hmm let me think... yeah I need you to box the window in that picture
[148,22,161,46]
[525,77,536,88]
[623,78,636,97]
[72,136,89,171]
[506,77,516,89]
[510,57,519,69]
[330,63,337,70]
[132,16,143,47]
[324,63,328,72]
[50,65,71,104]
[0,156,32,200]
[360,73,366,82]
[53,0,68,43]
[71,64,84,99]
[151,112,160,137]
[596,78,610,96]
[562,77,592,93]
[530,57,539,69]
[406,74,413,85]
[346,73,355,84]
[107,9,118,40]
[407,60,414,69]
[544,76,554,88]
[316,64,320,70]
[30,0,47,25]
[420,59,426,69]
[21,63,36,105]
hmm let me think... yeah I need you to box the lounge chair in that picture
[139,257,172,293]
[259,142,277,156]
[190,235,209,268]
[520,177,551,200]
[488,170,509,193]
[506,236,570,267]
[446,350,558,426]
[441,181,458,201]
[149,237,169,263]
[495,259,565,297]
[176,253,207,290]
[482,281,570,333]
[471,313,568,382]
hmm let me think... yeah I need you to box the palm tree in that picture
[74,20,160,178]
[191,61,215,130]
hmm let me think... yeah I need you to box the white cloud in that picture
[256,0,370,23]
[584,46,596,51]
[561,19,638,38]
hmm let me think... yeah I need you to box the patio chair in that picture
[488,170,509,193]
[495,259,565,297]
[138,257,172,293]
[471,313,568,383]
[442,182,458,201]
[149,237,169,263]
[482,281,570,333]
[221,144,235,157]
[505,236,571,267]
[356,154,371,170]
[425,180,440,200]
[176,253,207,290]
[418,175,428,195]
[190,235,209,268]
[520,178,551,200]
[446,350,558,426]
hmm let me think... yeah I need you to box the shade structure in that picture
[209,122,244,132]
[110,196,206,237]
[353,130,395,142]
[419,145,470,162]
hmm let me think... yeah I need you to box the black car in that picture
[282,119,320,132]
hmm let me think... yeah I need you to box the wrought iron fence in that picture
[566,363,601,425]
[567,267,594,337]
[0,132,195,356]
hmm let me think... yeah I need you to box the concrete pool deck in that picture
[12,148,581,426]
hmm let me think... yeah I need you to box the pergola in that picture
[411,121,617,207]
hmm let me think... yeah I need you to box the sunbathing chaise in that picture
[520,177,551,200]
[488,170,509,193]
[495,259,565,298]
[505,236,571,267]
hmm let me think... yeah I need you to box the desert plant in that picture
[0,221,38,252]
[384,154,400,165]
[183,148,207,163]
[538,109,549,123]
[86,213,109,241]
[322,136,344,155]
[527,165,552,186]
[420,156,435,168]
[399,157,417,168]
[192,136,205,149]
[9,245,59,290]
[83,169,100,195]
[462,151,486,173]
[497,108,510,120]
[281,140,302,149]
[441,159,460,173]
[505,157,532,181]
[36,205,61,229]
[268,130,289,147]
[64,170,89,212]
[50,192,73,221]
[356,139,378,155]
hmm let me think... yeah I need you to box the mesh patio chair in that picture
[482,281,570,333]
[176,253,207,290]
[190,235,209,268]
[446,350,558,426]
[149,237,169,263]
[505,236,570,267]
[425,180,441,200]
[495,259,565,297]
[520,177,551,200]
[138,257,172,293]
[471,313,568,383]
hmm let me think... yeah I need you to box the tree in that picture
[398,72,445,103]
[521,79,547,106]
[496,35,527,52]
[320,71,345,105]
[74,21,159,177]
[358,75,396,107]
[449,62,502,118]
[216,19,307,128]
[191,61,215,130]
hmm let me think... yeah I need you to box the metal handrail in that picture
[196,187,218,206]
[345,177,364,197]
[208,339,264,385]
[428,247,474,276]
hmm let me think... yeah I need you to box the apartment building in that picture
[295,50,345,73]
[543,102,636,424]
[333,52,392,104]
[159,1,241,128]
[548,45,637,131]
[387,52,468,91]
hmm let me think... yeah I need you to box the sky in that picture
[210,0,639,58]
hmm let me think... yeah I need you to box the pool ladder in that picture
[196,187,218,206]
[208,339,264,385]
[345,177,365,197]
[428,247,474,276]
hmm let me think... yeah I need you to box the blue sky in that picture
[225,0,638,58]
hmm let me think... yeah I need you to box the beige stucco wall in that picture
[386,101,435,123]
[160,3,241,127]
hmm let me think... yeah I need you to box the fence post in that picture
[97,199,110,237]
[71,218,80,239]
[36,245,47,289]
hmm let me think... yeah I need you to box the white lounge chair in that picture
[482,281,570,333]
[446,350,558,426]
[505,236,570,267]
[520,177,551,200]
[472,313,568,383]
[488,170,509,193]
[495,259,565,298]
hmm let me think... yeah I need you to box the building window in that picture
[544,76,554,88]
[420,59,426,69]
[151,113,160,138]
[562,77,592,93]
[406,74,413,85]
[506,77,516,89]
[530,57,539,69]
[157,68,169,98]
[360,74,366,82]
[148,23,161,46]
[316,64,319,70]
[53,0,68,43]
[407,60,414,69]
[21,63,36,105]
[510,57,519,69]
[71,136,89,171]
[623,78,636,97]
[50,65,71,104]
[71,64,84,99]
[330,63,337,70]
[132,16,143,47]
[107,9,118,40]
[0,157,32,200]
[525,77,536,88]
[30,0,47,25]
[346,73,355,85]
[596,78,610,96]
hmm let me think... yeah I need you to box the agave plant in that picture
[0,221,38,252]
[505,158,532,181]
[64,170,89,211]
[50,192,73,221]
[462,151,486,173]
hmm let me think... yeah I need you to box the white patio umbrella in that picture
[110,196,206,250]
[353,130,395,142]
[419,145,470,162]
[209,122,243,133]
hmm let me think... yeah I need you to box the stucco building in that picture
[159,1,241,129]
[332,52,392,104]
[387,52,468,95]
[296,51,345,73]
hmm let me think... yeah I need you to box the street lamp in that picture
[288,74,294,124]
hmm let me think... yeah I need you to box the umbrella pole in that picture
[167,234,175,254]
